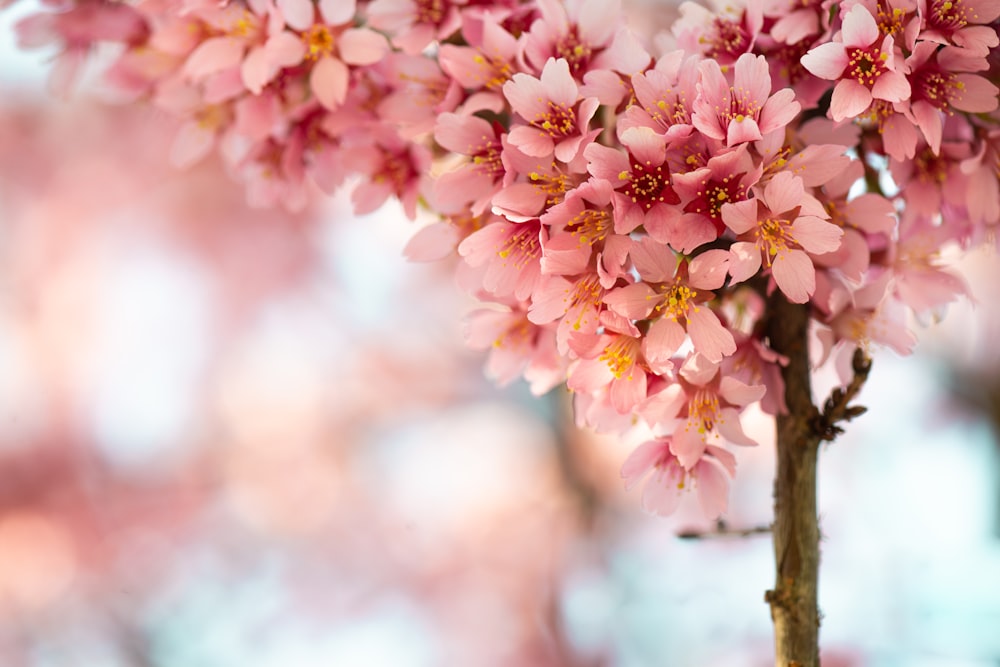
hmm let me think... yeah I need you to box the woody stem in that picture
[765,293,822,667]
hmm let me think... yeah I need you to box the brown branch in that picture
[765,293,821,667]
[677,519,772,540]
[811,348,872,442]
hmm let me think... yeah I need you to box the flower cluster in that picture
[8,0,1000,518]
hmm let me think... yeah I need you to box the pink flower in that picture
[671,144,760,247]
[438,16,521,94]
[522,0,624,77]
[811,159,897,282]
[621,437,736,518]
[673,0,763,64]
[503,58,601,163]
[432,112,506,215]
[366,0,466,55]
[904,41,999,154]
[584,126,682,239]
[567,310,656,414]
[242,0,389,109]
[692,53,801,147]
[603,238,736,363]
[801,4,911,121]
[618,51,698,142]
[464,304,564,394]
[917,0,1000,56]
[641,353,764,467]
[723,171,844,303]
[458,219,545,301]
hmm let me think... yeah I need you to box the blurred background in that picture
[1,6,1000,666]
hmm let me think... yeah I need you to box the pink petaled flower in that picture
[723,171,843,303]
[15,0,149,94]
[603,238,736,363]
[692,53,801,147]
[724,337,788,415]
[342,130,432,219]
[522,0,624,77]
[537,178,619,276]
[618,50,698,143]
[800,4,911,121]
[960,129,1000,225]
[567,310,660,414]
[672,0,764,64]
[621,437,736,518]
[917,0,1000,56]
[438,16,521,96]
[904,42,999,154]
[432,112,506,215]
[888,215,972,312]
[764,0,826,44]
[503,58,601,163]
[584,126,682,241]
[641,353,764,467]
[464,303,565,395]
[245,0,389,110]
[376,54,464,139]
[492,141,588,222]
[458,218,545,301]
[889,139,971,222]
[811,159,897,282]
[366,0,466,55]
[671,144,760,249]
[529,273,606,354]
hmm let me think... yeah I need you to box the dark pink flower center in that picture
[846,46,891,88]
[702,16,752,63]
[555,26,594,77]
[928,0,973,31]
[619,158,681,210]
[416,0,447,26]
[685,173,748,234]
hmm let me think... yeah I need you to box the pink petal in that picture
[694,460,729,519]
[645,317,685,363]
[338,28,389,66]
[771,248,816,303]
[721,199,759,234]
[621,439,665,490]
[604,283,658,319]
[278,0,314,31]
[170,121,214,168]
[641,468,684,516]
[800,42,848,80]
[792,215,843,254]
[763,171,805,215]
[539,57,579,107]
[830,79,873,121]
[311,56,349,110]
[729,241,762,283]
[841,4,879,48]
[403,222,459,262]
[184,36,244,80]
[319,0,356,25]
[687,307,736,363]
[871,69,910,103]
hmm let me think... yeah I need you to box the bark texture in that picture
[765,293,821,667]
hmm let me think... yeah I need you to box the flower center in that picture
[688,388,721,435]
[847,47,890,88]
[657,283,699,321]
[567,208,612,245]
[303,25,335,60]
[619,158,680,210]
[757,217,793,264]
[532,102,577,139]
[599,336,639,379]
[555,26,593,76]
[497,221,542,270]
